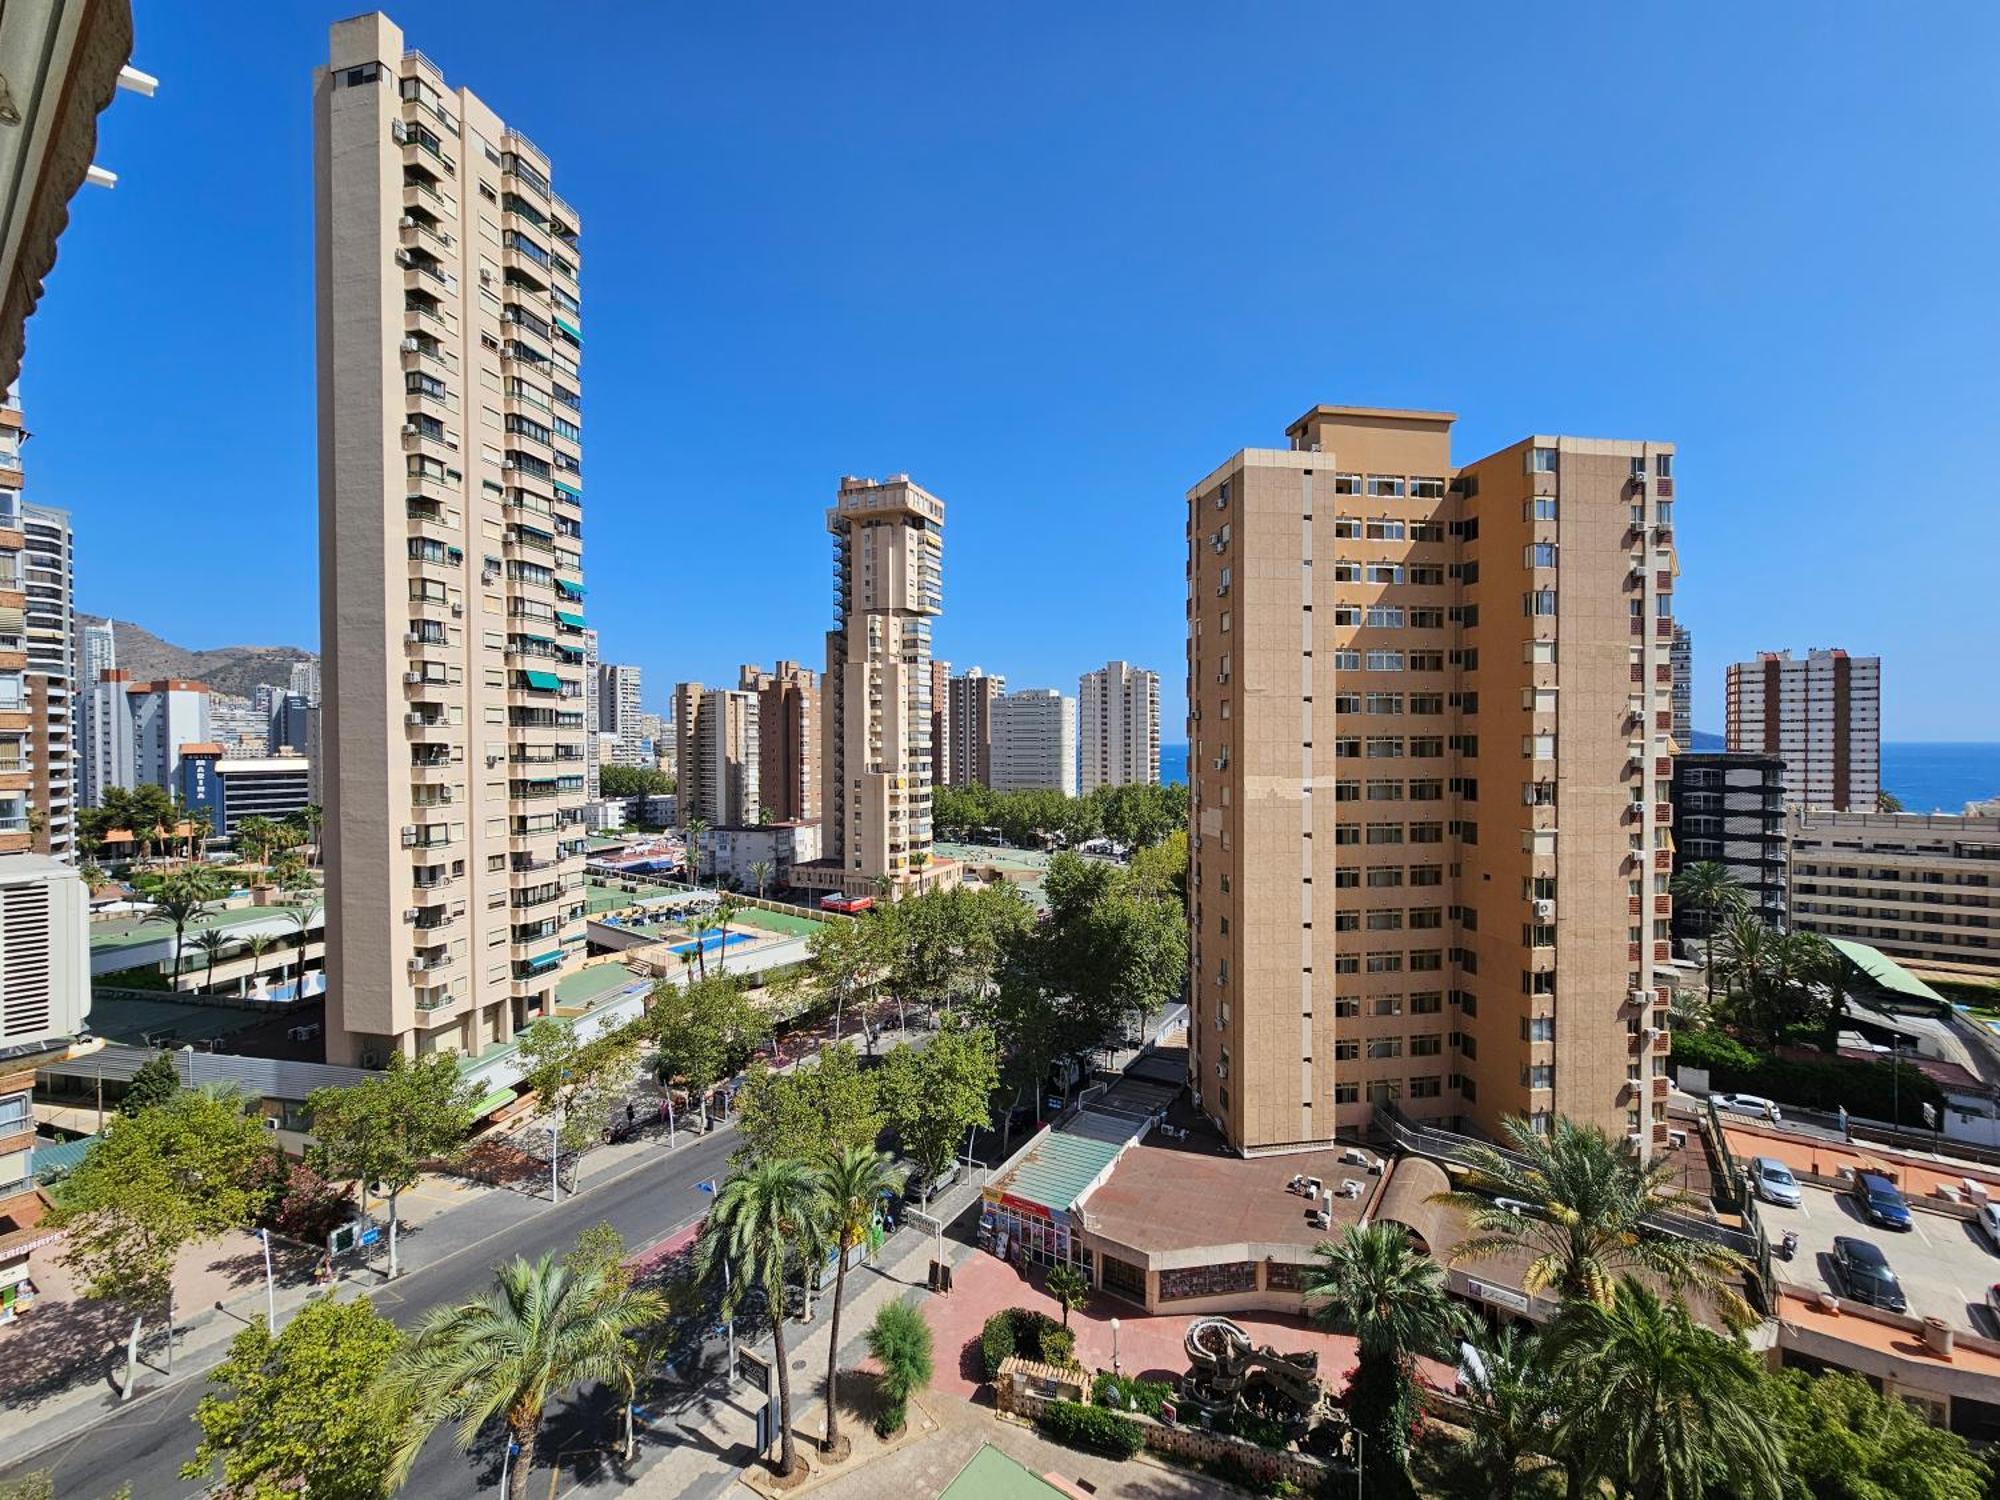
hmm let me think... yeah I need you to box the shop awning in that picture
[469,1086,518,1120]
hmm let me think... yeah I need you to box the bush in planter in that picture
[1037,1399,1144,1459]
[1039,1324,1077,1368]
[1092,1372,1174,1417]
[981,1309,1021,1380]
[981,1306,1066,1380]
[865,1300,933,1437]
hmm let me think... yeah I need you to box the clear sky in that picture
[25,3,2000,738]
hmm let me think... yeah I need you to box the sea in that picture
[1157,740,2000,814]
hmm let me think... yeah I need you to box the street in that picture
[5,1122,744,1499]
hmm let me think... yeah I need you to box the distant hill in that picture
[79,615,316,700]
[1690,729,1726,750]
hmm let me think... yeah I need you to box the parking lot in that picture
[1759,1178,2000,1334]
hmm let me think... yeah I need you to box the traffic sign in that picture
[697,1178,718,1195]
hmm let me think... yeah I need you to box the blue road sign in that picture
[358,1226,381,1247]
[697,1178,718,1195]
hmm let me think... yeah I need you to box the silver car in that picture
[1750,1155,1802,1208]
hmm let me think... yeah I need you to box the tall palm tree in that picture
[282,907,319,1001]
[141,876,212,990]
[1442,1325,1556,1500]
[241,932,276,997]
[294,803,324,868]
[684,912,719,981]
[1303,1221,1466,1493]
[682,817,710,887]
[1544,1278,1784,1500]
[388,1252,665,1500]
[748,859,773,900]
[815,1147,904,1455]
[695,1159,830,1478]
[713,896,743,975]
[1669,861,1747,1008]
[192,928,233,993]
[1432,1116,1749,1324]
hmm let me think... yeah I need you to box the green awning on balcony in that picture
[554,610,586,629]
[551,479,582,498]
[520,670,562,692]
[553,315,582,342]
[555,579,585,599]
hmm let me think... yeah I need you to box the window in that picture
[1411,1035,1443,1056]
[1522,1016,1555,1042]
[1334,869,1360,889]
[1334,998,1361,1018]
[1366,650,1405,672]
[1656,453,1672,478]
[1333,649,1362,670]
[1409,1075,1442,1099]
[1366,474,1406,497]
[1529,446,1558,473]
[1367,563,1405,585]
[1528,496,1557,521]
[1334,1039,1361,1061]
[1410,864,1443,886]
[1410,476,1446,499]
[1410,607,1444,628]
[1333,1082,1361,1104]
[1523,1064,1555,1090]
[1365,693,1403,715]
[1373,995,1404,1015]
[1365,606,1406,628]
[1366,779,1404,802]
[1366,823,1404,845]
[1366,520,1406,541]
[1366,736,1403,758]
[1366,910,1404,930]
[1412,991,1443,1014]
[1367,1038,1403,1059]
[1335,737,1362,758]
[1334,473,1361,494]
[1410,565,1445,585]
[1366,868,1404,888]
[1527,542,1558,568]
[1524,589,1559,617]
[1334,780,1360,802]
[1333,517,1362,539]
[1366,951,1404,972]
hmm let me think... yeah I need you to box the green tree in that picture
[816,1146,905,1454]
[270,850,310,895]
[598,765,673,799]
[49,1088,272,1394]
[276,907,319,1003]
[735,1042,882,1164]
[876,1018,998,1198]
[864,1300,933,1437]
[182,1294,413,1500]
[683,911,719,980]
[562,1221,632,1298]
[801,909,891,1039]
[517,1016,637,1156]
[1431,1115,1751,1323]
[1434,1324,1559,1500]
[234,815,280,878]
[1670,861,1748,1009]
[140,868,217,988]
[1762,1367,1988,1500]
[1045,1264,1089,1331]
[307,1053,475,1279]
[240,931,276,996]
[1304,1221,1467,1496]
[192,927,233,993]
[642,974,767,1131]
[120,1052,182,1117]
[1125,828,1189,903]
[682,815,711,886]
[389,1253,665,1500]
[1545,1279,1783,1500]
[696,1160,830,1478]
[713,895,744,974]
[291,802,324,867]
[747,859,773,899]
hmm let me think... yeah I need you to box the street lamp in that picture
[1110,1317,1120,1376]
[257,1227,275,1335]
[544,1122,560,1204]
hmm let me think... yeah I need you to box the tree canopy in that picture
[599,765,674,799]
[877,1017,999,1192]
[734,1042,883,1164]
[930,780,1186,849]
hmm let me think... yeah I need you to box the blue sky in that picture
[24,3,2000,738]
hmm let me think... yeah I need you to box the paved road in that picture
[7,1124,743,1499]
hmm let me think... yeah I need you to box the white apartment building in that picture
[1726,648,1880,812]
[1789,808,2000,982]
[598,661,644,766]
[1079,659,1159,794]
[991,688,1078,797]
[287,659,321,704]
[316,15,589,1065]
[78,620,114,685]
[20,504,74,858]
[81,672,211,806]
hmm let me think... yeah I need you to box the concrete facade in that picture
[991,688,1078,796]
[1672,752,1788,936]
[1671,623,1692,747]
[738,660,817,824]
[695,820,821,892]
[597,661,644,766]
[20,503,73,859]
[1079,659,1159,794]
[81,671,211,805]
[1789,808,2000,981]
[316,14,589,1066]
[672,683,760,828]
[1186,405,1679,1156]
[1727,648,1880,813]
[946,666,1005,788]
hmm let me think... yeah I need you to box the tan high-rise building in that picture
[929,658,951,790]
[946,667,1005,788]
[316,15,589,1066]
[796,476,958,901]
[674,682,760,827]
[1725,648,1880,813]
[739,660,818,824]
[1080,660,1160,794]
[1187,406,1678,1157]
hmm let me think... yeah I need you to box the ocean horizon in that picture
[1158,740,2000,815]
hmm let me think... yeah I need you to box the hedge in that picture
[1037,1399,1145,1459]
[1093,1372,1174,1418]
[1671,1028,1943,1128]
[981,1306,1065,1381]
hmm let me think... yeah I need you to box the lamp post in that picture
[1110,1317,1120,1377]
[258,1228,275,1335]
[544,1121,561,1204]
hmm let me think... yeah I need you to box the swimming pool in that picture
[667,931,756,957]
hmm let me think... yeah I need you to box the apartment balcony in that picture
[401,341,458,379]
[397,213,455,255]
[403,713,452,741]
[402,300,456,339]
[401,135,456,179]
[413,986,463,1014]
[409,761,456,787]
[396,253,452,298]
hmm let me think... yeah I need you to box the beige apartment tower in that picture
[1187,406,1679,1156]
[1080,659,1160,794]
[739,660,818,824]
[946,667,1005,788]
[796,476,957,901]
[674,682,760,828]
[316,15,589,1066]
[1726,648,1880,813]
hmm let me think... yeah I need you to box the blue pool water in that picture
[668,931,755,957]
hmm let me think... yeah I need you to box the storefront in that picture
[978,1189,1092,1274]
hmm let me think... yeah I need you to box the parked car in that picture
[1714,1093,1783,1123]
[1853,1170,1914,1231]
[1750,1156,1803,1208]
[1832,1236,1908,1312]
[1977,1201,2000,1251]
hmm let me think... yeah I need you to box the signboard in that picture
[737,1347,772,1397]
[1466,1278,1531,1314]
[358,1226,381,1248]
[1159,1400,1177,1426]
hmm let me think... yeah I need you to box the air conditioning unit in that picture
[394,249,413,267]
[450,602,464,615]
[1627,1132,1646,1148]
[409,956,428,972]
[404,631,421,643]
[1629,469,1647,487]
[1532,899,1555,920]
[400,337,420,352]
[405,712,425,726]
[479,267,493,284]
[398,214,415,228]
[1629,801,1648,817]
[1630,988,1651,1005]
[404,672,423,685]
[402,422,419,435]
[1643,1027,1662,1043]
[400,825,420,846]
[502,459,517,470]
[390,120,408,143]
[403,908,419,922]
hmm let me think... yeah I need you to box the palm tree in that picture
[1544,1278,1784,1500]
[713,896,743,975]
[1442,1325,1556,1500]
[388,1253,665,1500]
[909,850,930,896]
[192,928,234,993]
[696,1160,831,1478]
[682,817,710,887]
[78,860,107,891]
[1431,1115,1751,1325]
[141,874,213,990]
[684,912,718,981]
[815,1147,904,1456]
[748,859,773,900]
[1046,1263,1089,1330]
[241,932,275,997]
[1303,1221,1467,1493]
[294,803,324,868]
[282,907,319,1001]
[1669,861,1747,1008]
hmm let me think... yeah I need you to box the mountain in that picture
[78,615,316,701]
[1690,729,1726,750]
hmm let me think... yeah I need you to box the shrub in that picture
[980,1306,1065,1380]
[866,1300,934,1437]
[1037,1399,1144,1459]
[1092,1371,1174,1417]
[1039,1325,1077,1368]
[981,1309,1020,1381]
[1672,1030,1944,1127]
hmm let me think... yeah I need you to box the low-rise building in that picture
[1789,808,2000,982]
[1671,752,1788,938]
[695,820,821,893]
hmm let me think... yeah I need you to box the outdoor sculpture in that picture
[1179,1316,1334,1432]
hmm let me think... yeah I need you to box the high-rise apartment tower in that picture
[991,689,1078,796]
[1187,405,1679,1156]
[20,503,74,858]
[1725,648,1880,813]
[1079,660,1160,794]
[739,661,818,824]
[1670,625,1692,748]
[316,14,589,1065]
[673,683,760,828]
[946,667,1005,788]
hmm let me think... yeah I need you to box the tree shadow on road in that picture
[0,1293,139,1409]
